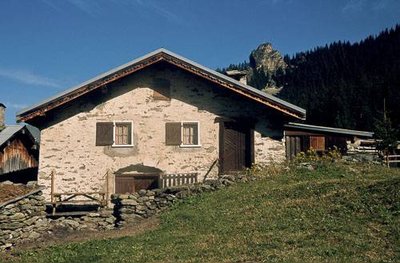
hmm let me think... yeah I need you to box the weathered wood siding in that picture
[0,138,38,175]
[285,130,350,160]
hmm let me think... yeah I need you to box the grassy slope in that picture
[9,163,400,263]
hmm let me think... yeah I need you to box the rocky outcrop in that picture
[249,43,287,75]
[248,43,287,93]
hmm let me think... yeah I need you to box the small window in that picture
[114,122,132,146]
[165,121,200,147]
[310,136,325,151]
[182,122,199,146]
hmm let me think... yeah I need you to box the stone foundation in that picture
[0,188,47,250]
[0,187,115,251]
[112,174,250,227]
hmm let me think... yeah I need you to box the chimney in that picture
[0,103,6,130]
[225,70,248,85]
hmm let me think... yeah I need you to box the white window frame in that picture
[180,121,201,148]
[112,121,134,147]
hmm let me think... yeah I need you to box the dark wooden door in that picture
[220,122,253,174]
[115,174,159,194]
[133,175,159,191]
[115,176,135,194]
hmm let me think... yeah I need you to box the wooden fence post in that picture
[105,169,110,206]
[50,170,56,215]
[50,170,55,203]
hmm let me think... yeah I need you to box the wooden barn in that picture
[284,122,374,160]
[0,104,40,183]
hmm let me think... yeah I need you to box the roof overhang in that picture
[285,122,374,138]
[17,48,306,122]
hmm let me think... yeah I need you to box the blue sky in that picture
[1,0,399,124]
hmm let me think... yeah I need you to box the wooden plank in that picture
[51,200,102,204]
[53,192,106,196]
[47,211,91,217]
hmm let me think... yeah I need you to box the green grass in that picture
[7,162,400,262]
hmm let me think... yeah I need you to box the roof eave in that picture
[17,48,306,122]
[285,122,374,137]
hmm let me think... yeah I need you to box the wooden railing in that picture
[160,173,198,188]
[385,155,400,167]
[50,170,110,215]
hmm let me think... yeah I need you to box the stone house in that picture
[16,49,305,200]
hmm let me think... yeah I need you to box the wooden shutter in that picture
[165,122,181,145]
[310,136,325,151]
[96,122,113,146]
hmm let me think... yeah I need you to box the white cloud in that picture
[65,0,102,17]
[3,102,28,110]
[371,0,395,10]
[41,0,180,22]
[342,0,366,12]
[0,68,61,88]
[342,0,398,12]
[132,0,180,22]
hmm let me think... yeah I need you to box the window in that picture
[165,121,200,147]
[96,121,133,147]
[114,122,132,146]
[310,136,325,151]
[182,122,199,146]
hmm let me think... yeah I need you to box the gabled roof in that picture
[285,122,374,137]
[17,48,306,122]
[0,125,24,147]
[0,124,40,148]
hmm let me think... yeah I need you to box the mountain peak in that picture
[250,42,287,74]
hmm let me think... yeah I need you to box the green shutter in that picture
[165,122,181,145]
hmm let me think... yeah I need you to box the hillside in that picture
[8,162,400,262]
[279,25,400,132]
[220,25,400,137]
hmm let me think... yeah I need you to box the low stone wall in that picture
[0,188,47,250]
[48,210,115,231]
[1,173,249,250]
[0,187,116,250]
[112,174,249,227]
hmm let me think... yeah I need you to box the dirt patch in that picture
[2,216,160,260]
[0,184,33,204]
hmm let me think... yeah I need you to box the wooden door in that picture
[115,174,159,194]
[115,176,135,194]
[133,175,159,191]
[219,122,253,174]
